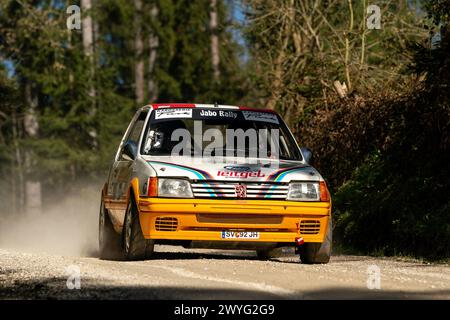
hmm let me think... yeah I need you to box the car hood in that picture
[142,156,322,183]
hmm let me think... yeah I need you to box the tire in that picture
[99,199,124,260]
[122,195,154,261]
[300,216,332,264]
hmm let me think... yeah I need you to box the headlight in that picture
[158,178,193,198]
[287,182,320,201]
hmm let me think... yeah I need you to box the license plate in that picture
[221,231,259,239]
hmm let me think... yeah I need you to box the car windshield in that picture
[140,108,302,161]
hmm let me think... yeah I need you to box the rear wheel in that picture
[299,217,332,264]
[99,199,123,260]
[123,195,154,260]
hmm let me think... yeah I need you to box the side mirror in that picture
[123,141,137,161]
[300,147,313,164]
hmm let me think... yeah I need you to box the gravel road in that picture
[0,245,449,300]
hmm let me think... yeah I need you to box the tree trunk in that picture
[81,0,97,147]
[24,82,41,216]
[266,0,295,110]
[81,0,94,58]
[344,0,354,91]
[210,0,220,82]
[148,5,159,103]
[134,0,145,104]
[11,107,25,215]
[93,15,100,67]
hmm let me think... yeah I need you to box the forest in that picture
[0,0,449,260]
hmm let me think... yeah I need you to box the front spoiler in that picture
[138,198,331,244]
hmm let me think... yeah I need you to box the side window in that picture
[127,117,145,145]
[120,111,148,159]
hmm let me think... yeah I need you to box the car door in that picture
[107,110,148,228]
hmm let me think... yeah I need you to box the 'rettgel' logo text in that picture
[217,169,265,178]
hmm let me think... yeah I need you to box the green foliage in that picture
[299,22,450,259]
[334,150,450,260]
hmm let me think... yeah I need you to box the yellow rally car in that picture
[99,103,332,264]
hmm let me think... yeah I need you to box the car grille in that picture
[190,181,289,199]
[197,214,283,224]
[155,217,178,231]
[299,220,321,234]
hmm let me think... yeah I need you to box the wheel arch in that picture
[127,177,141,209]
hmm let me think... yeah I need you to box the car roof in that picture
[139,103,277,114]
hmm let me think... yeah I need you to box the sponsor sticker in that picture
[218,166,266,179]
[242,111,279,124]
[223,166,252,172]
[217,169,265,179]
[199,109,238,119]
[155,108,192,119]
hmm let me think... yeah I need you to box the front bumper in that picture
[138,198,331,244]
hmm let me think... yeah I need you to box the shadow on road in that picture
[0,273,282,299]
[151,250,259,261]
[1,271,449,300]
[96,249,385,265]
[148,250,368,265]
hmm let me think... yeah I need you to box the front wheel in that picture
[99,199,123,260]
[122,195,154,260]
[299,216,332,264]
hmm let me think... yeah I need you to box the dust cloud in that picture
[0,185,101,257]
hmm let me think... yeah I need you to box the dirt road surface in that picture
[0,246,449,300]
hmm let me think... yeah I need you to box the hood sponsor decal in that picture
[147,160,312,183]
[218,165,266,179]
[223,165,251,172]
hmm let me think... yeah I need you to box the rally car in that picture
[99,103,332,263]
